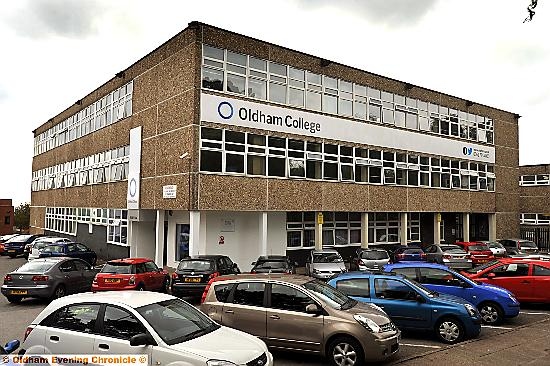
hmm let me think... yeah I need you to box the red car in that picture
[463,258,550,303]
[92,258,170,292]
[455,241,495,266]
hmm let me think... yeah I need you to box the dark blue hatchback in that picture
[39,242,97,266]
[328,272,482,344]
[385,262,520,325]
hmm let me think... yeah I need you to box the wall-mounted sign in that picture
[127,126,142,210]
[221,218,235,232]
[317,212,324,225]
[163,185,177,199]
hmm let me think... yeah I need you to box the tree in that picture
[14,203,30,231]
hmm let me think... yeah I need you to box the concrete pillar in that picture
[166,217,176,267]
[315,212,323,250]
[400,212,408,246]
[129,220,136,257]
[189,211,203,256]
[463,213,470,242]
[259,212,268,256]
[361,213,369,249]
[155,210,165,266]
[433,213,441,245]
[489,213,497,241]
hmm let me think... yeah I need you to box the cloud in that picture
[492,40,548,67]
[0,87,7,103]
[6,0,108,39]
[295,0,438,26]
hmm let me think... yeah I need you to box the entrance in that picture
[176,224,190,261]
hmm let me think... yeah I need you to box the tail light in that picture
[201,276,218,304]
[208,272,220,280]
[396,254,405,259]
[24,326,35,341]
[443,254,452,260]
[31,275,49,282]
[420,253,427,259]
[4,274,12,282]
[250,270,257,274]
[129,276,136,285]
[171,272,178,280]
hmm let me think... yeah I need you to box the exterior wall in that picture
[520,165,550,213]
[0,199,14,235]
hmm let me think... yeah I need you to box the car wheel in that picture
[161,277,170,293]
[328,336,365,366]
[136,284,145,291]
[479,302,503,325]
[435,317,465,344]
[52,285,66,299]
[7,296,22,304]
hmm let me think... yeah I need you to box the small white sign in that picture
[163,185,177,199]
[221,218,235,232]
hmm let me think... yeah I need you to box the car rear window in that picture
[177,260,214,271]
[16,261,55,273]
[255,260,287,269]
[519,241,538,248]
[101,263,134,274]
[468,245,489,251]
[360,250,389,260]
[403,248,423,254]
[42,244,65,253]
[7,235,33,243]
[313,253,343,263]
[214,283,233,302]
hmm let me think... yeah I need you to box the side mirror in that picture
[129,333,156,347]
[3,340,20,353]
[487,273,496,279]
[305,303,322,315]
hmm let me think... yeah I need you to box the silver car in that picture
[424,244,473,270]
[480,241,507,257]
[351,248,391,271]
[306,249,347,280]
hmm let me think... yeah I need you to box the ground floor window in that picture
[521,213,550,225]
[176,224,190,260]
[45,207,77,235]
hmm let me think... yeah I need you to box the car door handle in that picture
[49,335,59,342]
[98,343,110,350]
[269,315,280,320]
[224,309,234,314]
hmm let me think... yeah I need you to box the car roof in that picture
[107,258,152,264]
[331,271,404,280]
[213,274,312,285]
[498,258,550,265]
[387,262,450,270]
[312,249,339,254]
[181,255,225,260]
[257,255,288,260]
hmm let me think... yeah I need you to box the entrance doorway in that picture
[176,224,190,261]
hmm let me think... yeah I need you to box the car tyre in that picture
[435,317,465,344]
[52,285,66,300]
[136,284,145,291]
[161,277,170,293]
[328,336,365,366]
[479,302,503,325]
[7,296,22,304]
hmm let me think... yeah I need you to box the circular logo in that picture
[129,178,137,197]
[217,101,233,120]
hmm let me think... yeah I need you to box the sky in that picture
[0,0,548,206]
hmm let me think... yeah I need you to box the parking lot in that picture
[1,256,549,365]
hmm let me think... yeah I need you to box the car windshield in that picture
[42,245,65,253]
[302,280,353,309]
[15,261,55,273]
[177,260,214,271]
[465,260,500,274]
[255,261,287,269]
[101,263,133,274]
[487,242,504,249]
[6,235,33,243]
[360,250,389,260]
[468,245,489,251]
[313,253,343,263]
[137,299,219,346]
[520,241,538,248]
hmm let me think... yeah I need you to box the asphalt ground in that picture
[1,256,549,365]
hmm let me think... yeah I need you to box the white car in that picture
[23,291,273,366]
[27,237,72,261]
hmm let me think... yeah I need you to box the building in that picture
[0,199,14,235]
[30,22,520,269]
[519,164,550,250]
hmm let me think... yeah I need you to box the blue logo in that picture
[217,101,233,120]
[463,147,473,156]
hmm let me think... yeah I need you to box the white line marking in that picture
[400,343,442,349]
[482,325,513,330]
[520,311,550,315]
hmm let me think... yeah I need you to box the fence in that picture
[520,226,550,252]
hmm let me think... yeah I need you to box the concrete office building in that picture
[30,22,520,269]
[519,164,550,249]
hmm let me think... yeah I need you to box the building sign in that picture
[201,93,495,164]
[162,185,177,199]
[127,126,142,210]
[317,212,324,225]
[221,218,235,232]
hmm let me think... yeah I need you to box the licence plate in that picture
[105,278,121,283]
[8,250,15,253]
[10,290,27,295]
[184,277,201,283]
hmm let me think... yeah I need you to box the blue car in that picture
[328,272,481,344]
[385,263,520,325]
[39,242,97,266]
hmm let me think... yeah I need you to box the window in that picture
[233,282,265,307]
[102,306,146,340]
[391,267,418,280]
[5,216,10,225]
[335,279,370,297]
[533,265,550,276]
[418,268,461,286]
[214,283,234,302]
[374,279,417,301]
[43,304,100,333]
[144,261,158,273]
[270,284,314,312]
[488,263,529,277]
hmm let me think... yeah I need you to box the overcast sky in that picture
[0,0,548,206]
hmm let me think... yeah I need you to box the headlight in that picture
[354,314,381,333]
[464,304,477,317]
[207,361,238,366]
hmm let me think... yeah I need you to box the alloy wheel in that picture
[438,320,461,342]
[55,286,66,298]
[480,304,500,324]
[332,342,358,366]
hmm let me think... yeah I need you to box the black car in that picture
[38,242,97,266]
[250,255,297,274]
[4,235,44,258]
[171,255,240,300]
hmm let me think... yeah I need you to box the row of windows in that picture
[520,174,550,186]
[200,127,496,191]
[202,45,494,145]
[286,212,421,248]
[32,145,130,192]
[520,213,550,226]
[33,81,133,156]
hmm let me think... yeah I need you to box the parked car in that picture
[0,234,20,256]
[22,291,273,366]
[463,258,550,303]
[455,242,495,266]
[392,245,427,263]
[385,263,520,324]
[201,274,400,365]
[350,248,391,271]
[328,271,481,344]
[423,244,472,270]
[92,258,170,292]
[27,237,72,261]
[3,234,44,258]
[250,255,297,274]
[305,249,347,280]
[498,239,539,255]
[171,255,240,300]
[480,241,507,257]
[38,242,97,265]
[1,258,98,303]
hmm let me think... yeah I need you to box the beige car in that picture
[200,274,400,366]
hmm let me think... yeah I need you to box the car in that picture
[250,255,297,274]
[171,255,240,300]
[22,291,273,365]
[305,249,347,280]
[1,257,98,303]
[392,245,427,263]
[498,239,539,255]
[385,263,520,325]
[3,234,44,258]
[27,237,72,261]
[328,271,481,344]
[423,244,472,270]
[92,258,170,292]
[455,242,495,266]
[38,242,97,265]
[349,248,391,271]
[200,274,400,365]
[0,234,20,256]
[480,241,507,258]
[462,258,550,303]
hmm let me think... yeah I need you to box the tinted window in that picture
[374,279,417,300]
[222,257,234,268]
[419,268,461,286]
[489,263,529,277]
[360,250,389,260]
[335,279,370,297]
[102,306,147,340]
[424,246,438,253]
[66,244,77,252]
[533,265,550,276]
[233,282,265,306]
[519,241,538,248]
[76,244,89,252]
[59,261,77,272]
[74,260,90,271]
[101,263,133,274]
[312,253,343,263]
[391,267,418,280]
[214,283,233,302]
[15,261,55,273]
[136,264,147,274]
[403,248,423,254]
[144,262,158,272]
[468,245,490,251]
[43,245,65,253]
[255,260,287,269]
[43,304,100,333]
[177,260,214,271]
[270,284,314,312]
